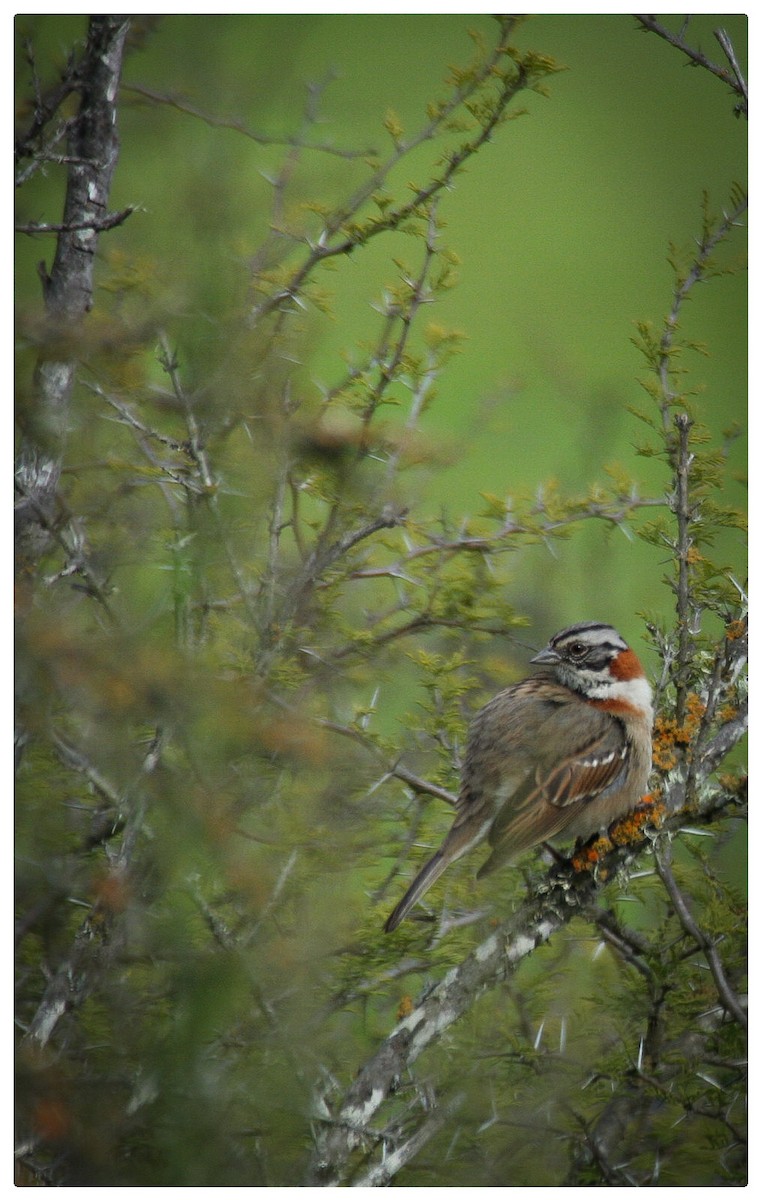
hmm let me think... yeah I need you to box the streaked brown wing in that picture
[539,737,628,809]
[480,725,630,873]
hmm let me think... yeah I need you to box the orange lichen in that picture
[717,770,746,794]
[610,793,665,846]
[653,693,706,768]
[726,619,746,641]
[685,691,706,714]
[571,792,665,872]
[397,995,414,1021]
[571,835,613,873]
[652,738,678,771]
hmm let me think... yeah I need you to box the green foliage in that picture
[629,192,748,686]
[15,13,745,1189]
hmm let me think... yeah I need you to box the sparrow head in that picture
[531,621,652,716]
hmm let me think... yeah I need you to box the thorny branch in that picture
[685,619,747,790]
[14,476,117,622]
[643,188,747,722]
[256,505,409,668]
[306,700,747,1186]
[352,1092,466,1187]
[656,191,748,417]
[339,493,665,586]
[252,201,447,670]
[590,906,657,985]
[122,80,376,159]
[22,728,165,1049]
[672,411,696,719]
[634,16,748,117]
[155,338,260,626]
[15,120,76,188]
[573,824,747,1185]
[15,37,79,171]
[301,492,665,669]
[16,206,136,236]
[250,16,530,327]
[317,716,458,807]
[362,203,441,433]
[654,840,747,1030]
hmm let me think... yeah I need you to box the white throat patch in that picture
[587,673,653,720]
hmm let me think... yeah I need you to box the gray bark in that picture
[15,16,131,569]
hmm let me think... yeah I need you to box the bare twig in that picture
[659,192,747,413]
[672,412,695,720]
[14,118,75,187]
[14,476,117,622]
[353,1092,466,1187]
[122,80,375,159]
[343,494,665,584]
[16,206,136,235]
[654,841,747,1029]
[257,505,408,675]
[250,16,530,325]
[23,728,165,1048]
[590,907,657,985]
[378,205,442,491]
[714,28,748,111]
[52,731,123,809]
[156,337,260,626]
[634,16,747,117]
[15,38,80,165]
[85,380,189,453]
[317,716,458,807]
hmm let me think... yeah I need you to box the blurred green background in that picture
[15,13,747,664]
[15,16,747,1186]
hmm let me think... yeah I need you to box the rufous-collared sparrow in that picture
[384,621,653,931]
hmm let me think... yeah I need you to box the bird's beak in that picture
[530,645,560,665]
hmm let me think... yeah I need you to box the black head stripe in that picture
[551,621,627,649]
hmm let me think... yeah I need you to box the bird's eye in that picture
[568,641,586,658]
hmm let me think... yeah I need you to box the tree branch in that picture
[317,716,458,806]
[15,16,131,572]
[22,728,165,1048]
[634,16,747,117]
[122,80,376,158]
[16,205,136,235]
[654,841,747,1029]
[306,709,746,1185]
[250,16,530,325]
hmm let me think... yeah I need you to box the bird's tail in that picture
[383,851,450,933]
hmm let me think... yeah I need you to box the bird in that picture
[384,621,653,932]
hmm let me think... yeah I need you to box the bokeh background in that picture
[15,14,747,1187]
[16,12,747,664]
